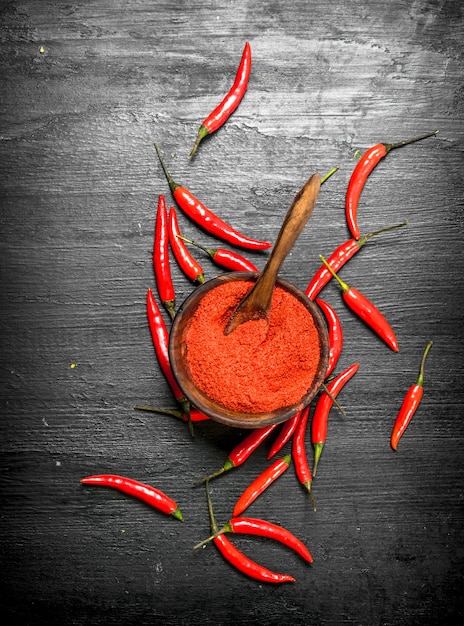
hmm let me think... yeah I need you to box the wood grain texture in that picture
[1,1,463,624]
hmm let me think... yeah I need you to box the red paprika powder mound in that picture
[183,280,321,413]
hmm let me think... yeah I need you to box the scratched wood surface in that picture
[1,1,463,624]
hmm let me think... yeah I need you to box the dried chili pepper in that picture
[292,404,316,511]
[195,424,278,485]
[134,405,210,423]
[146,288,194,435]
[154,194,175,320]
[233,454,291,517]
[189,42,252,158]
[267,411,302,460]
[154,142,271,250]
[346,130,438,239]
[168,206,205,284]
[316,298,343,379]
[319,255,399,352]
[203,480,295,583]
[311,362,360,476]
[305,221,408,301]
[391,341,432,450]
[80,474,183,521]
[177,235,259,272]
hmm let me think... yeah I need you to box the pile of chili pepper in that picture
[81,41,437,584]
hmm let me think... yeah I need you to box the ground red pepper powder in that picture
[183,280,321,413]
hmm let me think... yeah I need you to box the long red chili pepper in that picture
[267,411,302,460]
[232,454,291,517]
[80,474,183,521]
[154,142,271,250]
[168,206,205,284]
[204,480,295,583]
[153,194,175,320]
[178,235,259,272]
[292,404,316,511]
[195,423,278,485]
[133,405,210,423]
[315,298,343,379]
[189,42,252,158]
[305,221,408,301]
[311,362,360,476]
[146,288,194,435]
[391,341,432,450]
[320,255,399,352]
[345,130,438,239]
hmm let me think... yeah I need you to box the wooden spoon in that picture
[224,172,321,336]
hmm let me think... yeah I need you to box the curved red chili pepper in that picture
[391,341,432,450]
[154,143,271,250]
[346,131,438,239]
[190,42,252,158]
[154,194,175,320]
[267,410,301,460]
[168,207,205,284]
[80,474,183,520]
[305,221,408,301]
[232,454,291,517]
[311,362,360,476]
[178,235,259,272]
[195,423,278,485]
[291,404,316,511]
[319,256,398,352]
[315,298,343,379]
[134,405,210,422]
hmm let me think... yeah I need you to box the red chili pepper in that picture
[319,255,399,352]
[189,42,252,158]
[346,131,438,239]
[204,480,295,583]
[80,474,183,521]
[391,341,432,450]
[311,362,360,476]
[267,411,302,460]
[292,405,316,511]
[154,143,271,251]
[305,221,408,301]
[232,454,291,517]
[315,298,343,379]
[133,405,210,422]
[195,424,278,485]
[153,194,175,320]
[168,206,205,284]
[178,235,259,272]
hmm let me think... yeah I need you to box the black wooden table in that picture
[1,1,463,624]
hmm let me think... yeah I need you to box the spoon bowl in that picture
[169,272,329,428]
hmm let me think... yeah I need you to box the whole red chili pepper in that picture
[267,410,302,460]
[146,288,194,435]
[292,404,316,511]
[345,130,438,239]
[391,341,432,450]
[178,235,259,272]
[232,454,291,517]
[154,194,176,320]
[134,405,210,423]
[311,362,360,476]
[315,298,343,379]
[80,474,183,521]
[319,255,399,352]
[204,480,295,583]
[189,42,252,158]
[305,221,408,301]
[168,206,205,284]
[154,142,271,251]
[195,423,278,485]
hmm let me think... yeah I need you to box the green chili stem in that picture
[320,166,339,185]
[417,341,433,387]
[384,130,438,153]
[319,255,350,293]
[154,142,180,192]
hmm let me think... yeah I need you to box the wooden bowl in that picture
[169,272,329,429]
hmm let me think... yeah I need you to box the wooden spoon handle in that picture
[224,172,321,335]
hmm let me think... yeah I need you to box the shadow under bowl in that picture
[169,272,329,429]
